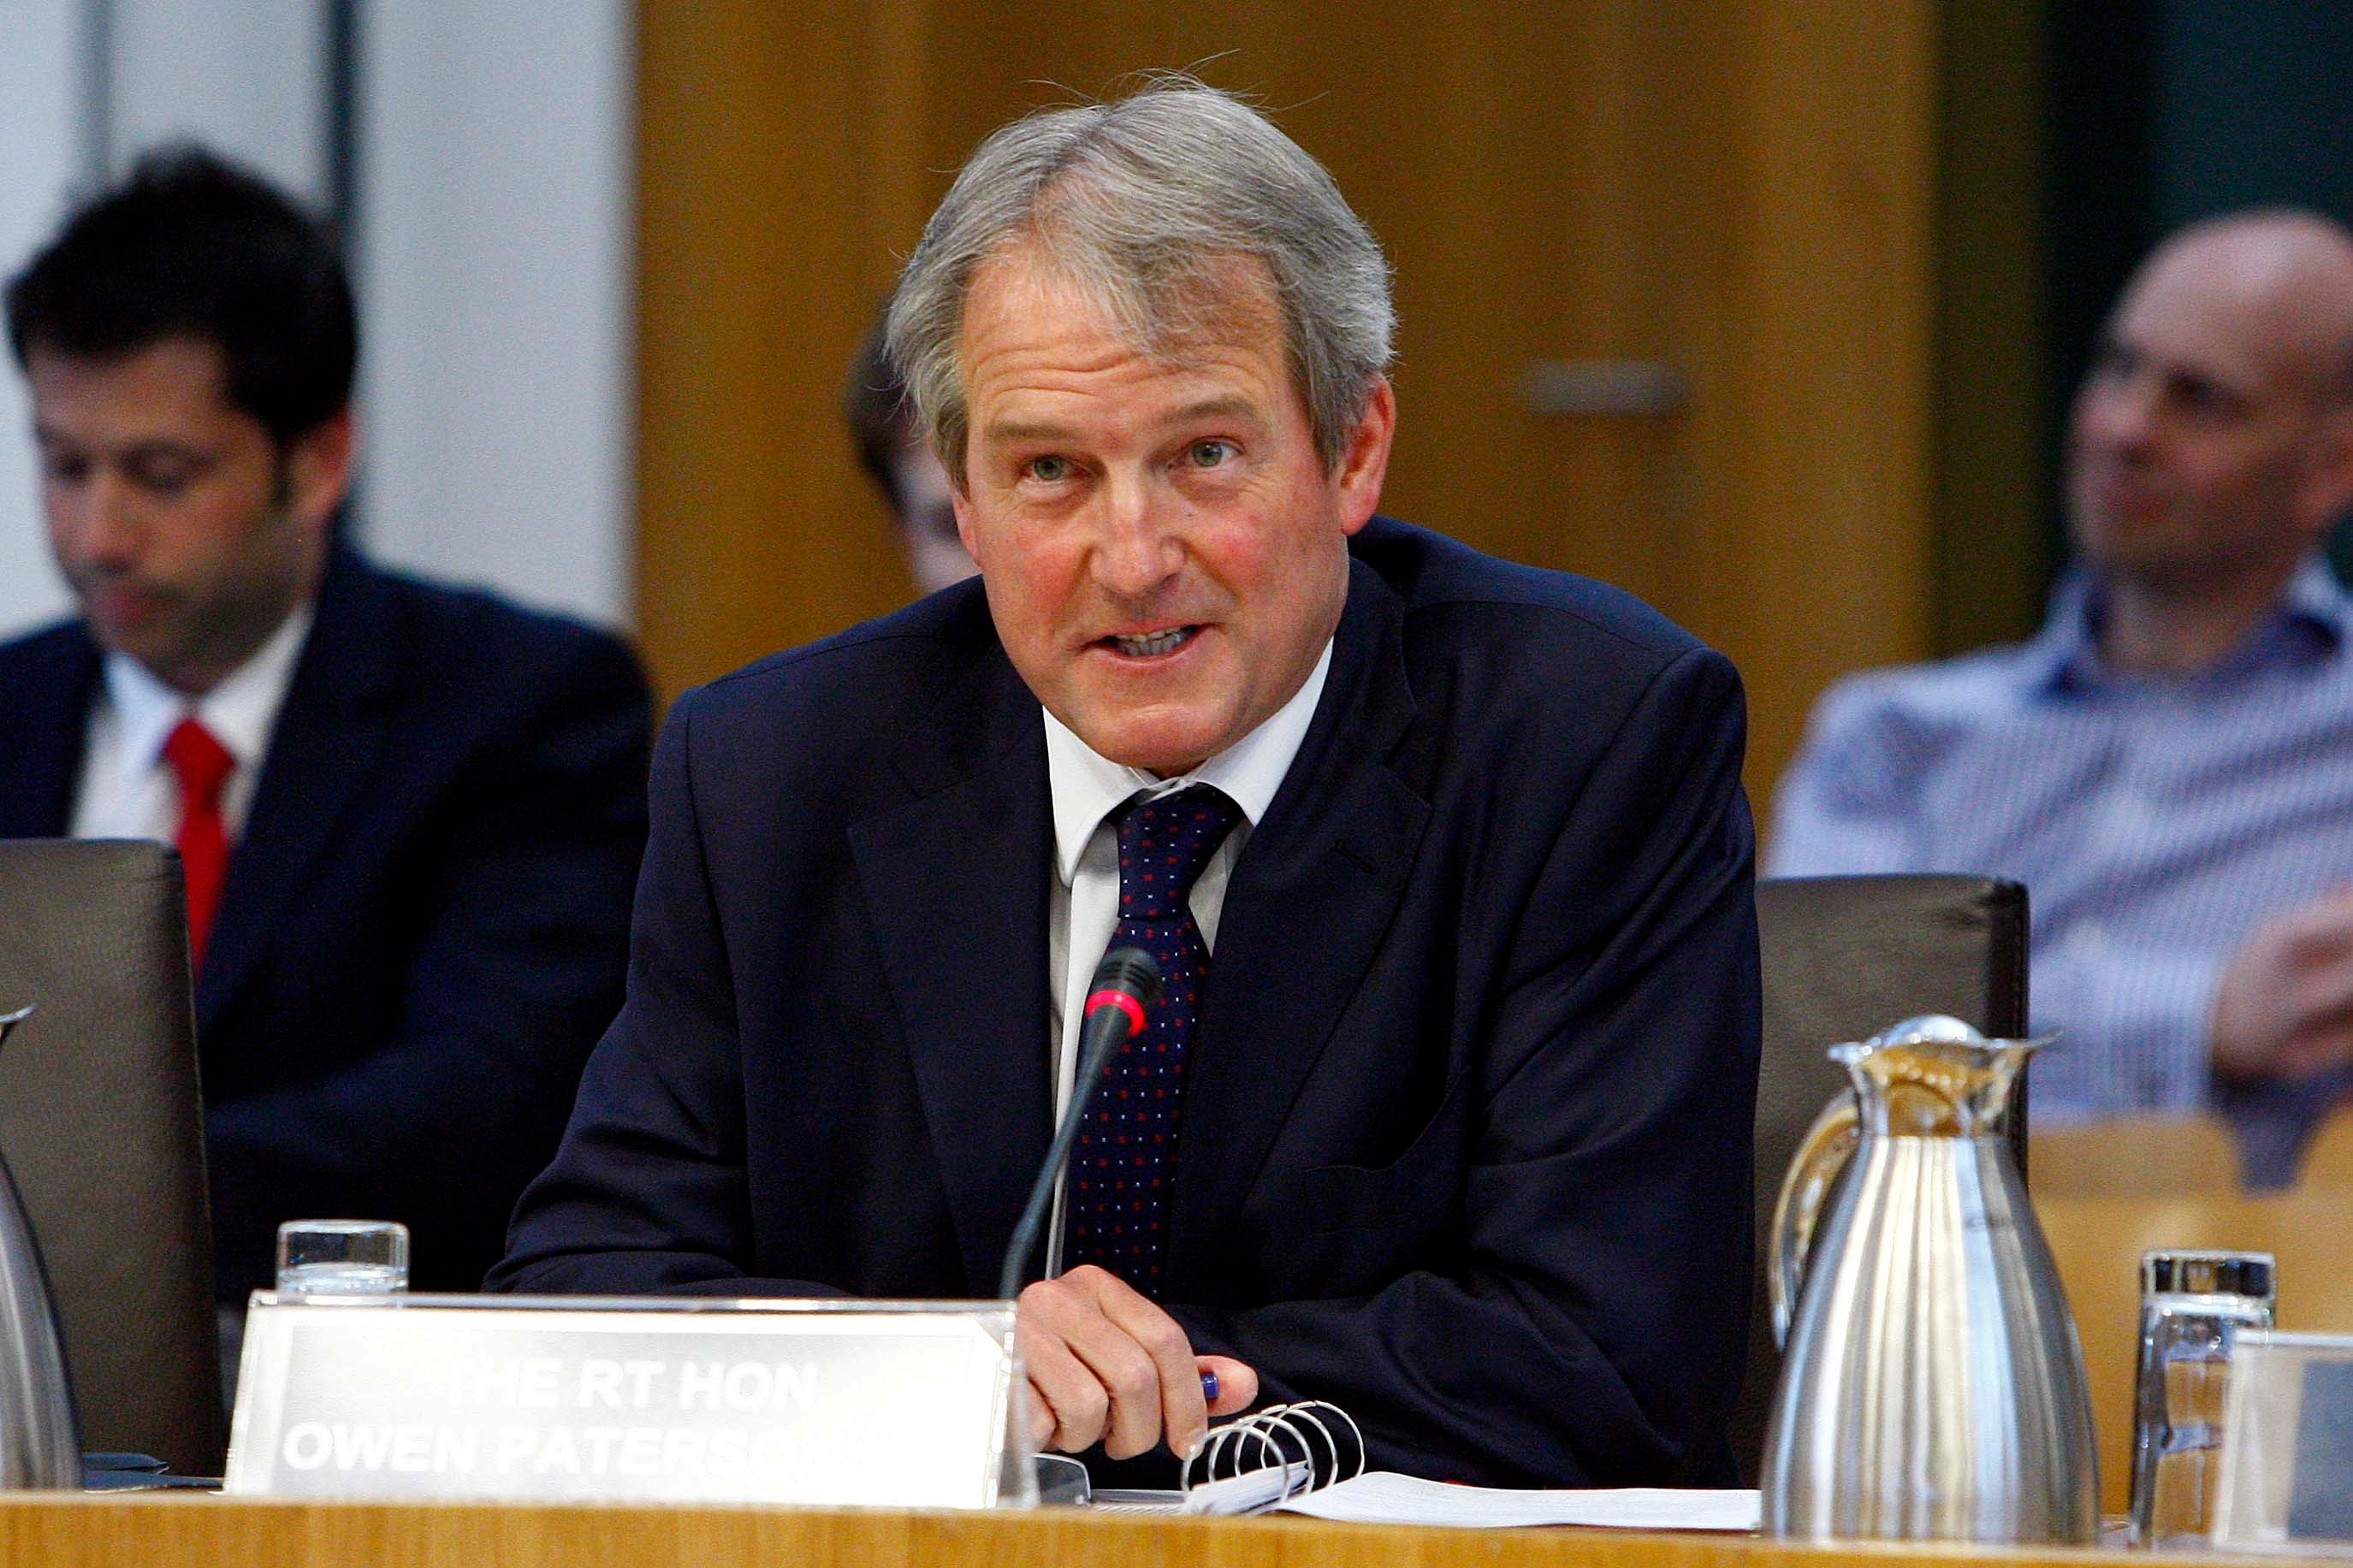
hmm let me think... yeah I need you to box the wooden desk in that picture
[0,1496,2335,1568]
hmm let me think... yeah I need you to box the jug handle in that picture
[1767,1092,1858,1349]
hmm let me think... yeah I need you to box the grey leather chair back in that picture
[0,840,224,1475]
[1730,873,2029,1482]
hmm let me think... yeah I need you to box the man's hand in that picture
[1016,1264,1257,1460]
[2212,888,2353,1084]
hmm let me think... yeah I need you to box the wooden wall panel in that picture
[635,0,916,700]
[1676,2,1941,808]
[634,1,1942,814]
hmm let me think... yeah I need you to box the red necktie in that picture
[163,717,235,969]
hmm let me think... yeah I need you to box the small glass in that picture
[2131,1248,2276,1547]
[275,1219,410,1297]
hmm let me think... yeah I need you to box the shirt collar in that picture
[99,601,316,779]
[1043,636,1334,885]
[2028,554,2348,694]
[2279,553,2352,640]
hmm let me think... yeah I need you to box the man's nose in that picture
[65,471,147,569]
[2080,373,2157,455]
[1089,473,1183,597]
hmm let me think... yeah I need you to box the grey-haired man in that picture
[497,80,1761,1489]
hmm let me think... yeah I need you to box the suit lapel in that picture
[197,549,397,1026]
[850,648,1055,1296]
[1165,562,1430,1283]
[0,629,98,837]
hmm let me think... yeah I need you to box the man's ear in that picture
[1335,377,1396,537]
[283,408,358,534]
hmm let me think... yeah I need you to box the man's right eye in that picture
[1023,455,1071,483]
[2089,343,2138,384]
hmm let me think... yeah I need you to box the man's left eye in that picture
[1186,440,1233,468]
[127,459,199,496]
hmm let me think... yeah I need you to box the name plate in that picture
[226,1293,1033,1508]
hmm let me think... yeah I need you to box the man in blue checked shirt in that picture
[1771,209,2353,1186]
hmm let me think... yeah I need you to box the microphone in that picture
[997,946,1162,1299]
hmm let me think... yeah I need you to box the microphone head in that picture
[1092,946,1163,1009]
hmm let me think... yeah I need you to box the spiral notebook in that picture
[1115,1403,1759,1530]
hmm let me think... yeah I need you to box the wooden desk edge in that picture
[0,1493,2332,1568]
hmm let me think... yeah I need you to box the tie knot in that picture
[1113,784,1242,921]
[163,717,235,806]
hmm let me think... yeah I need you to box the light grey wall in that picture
[355,0,636,628]
[0,0,88,638]
[105,0,327,202]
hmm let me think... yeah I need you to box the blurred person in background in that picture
[0,148,652,1312]
[845,312,978,595]
[1772,210,2353,1186]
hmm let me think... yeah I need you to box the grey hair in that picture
[884,77,1395,482]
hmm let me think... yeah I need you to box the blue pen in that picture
[1200,1368,1220,1404]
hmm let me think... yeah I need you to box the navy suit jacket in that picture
[494,518,1760,1487]
[0,547,651,1298]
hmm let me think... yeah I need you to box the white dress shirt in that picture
[69,605,315,846]
[1038,636,1332,1270]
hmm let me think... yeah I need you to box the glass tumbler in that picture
[2130,1248,2276,1547]
[276,1219,410,1297]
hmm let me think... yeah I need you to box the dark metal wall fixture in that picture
[324,0,360,246]
[1520,359,1688,419]
[79,0,114,180]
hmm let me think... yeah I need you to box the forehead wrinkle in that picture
[969,232,1283,366]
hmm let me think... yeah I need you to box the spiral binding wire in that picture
[1179,1401,1366,1502]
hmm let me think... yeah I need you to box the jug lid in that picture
[1826,1015,2053,1136]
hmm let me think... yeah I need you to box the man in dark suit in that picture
[0,149,650,1301]
[496,80,1757,1488]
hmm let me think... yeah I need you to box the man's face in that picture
[953,250,1392,776]
[2066,232,2353,592]
[29,336,348,694]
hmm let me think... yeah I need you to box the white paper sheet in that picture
[1180,1465,1301,1516]
[1270,1470,1760,1530]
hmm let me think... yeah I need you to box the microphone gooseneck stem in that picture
[996,1004,1130,1300]
[997,947,1160,1300]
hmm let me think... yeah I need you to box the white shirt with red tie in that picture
[68,604,314,845]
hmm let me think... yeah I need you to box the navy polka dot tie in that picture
[1064,784,1242,1299]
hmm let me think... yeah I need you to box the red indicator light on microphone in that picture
[1085,989,1148,1038]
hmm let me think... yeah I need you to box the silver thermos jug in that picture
[1760,1015,2099,1544]
[0,1007,83,1488]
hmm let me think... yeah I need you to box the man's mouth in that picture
[89,583,166,628]
[1102,625,1199,658]
[2083,473,2165,524]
